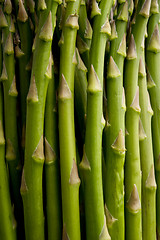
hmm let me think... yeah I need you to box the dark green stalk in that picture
[145,5,160,237]
[58,0,81,239]
[138,48,157,240]
[124,0,151,239]
[21,0,59,239]
[104,2,129,239]
[79,0,113,239]
[44,59,62,240]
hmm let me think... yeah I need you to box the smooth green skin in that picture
[124,1,150,239]
[44,65,62,240]
[138,50,157,240]
[22,2,58,240]
[104,10,127,240]
[58,1,81,239]
[83,0,113,239]
[0,33,16,240]
[1,14,24,239]
[145,13,160,237]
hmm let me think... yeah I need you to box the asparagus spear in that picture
[145,4,160,237]
[124,0,151,239]
[138,48,157,240]
[104,2,129,239]
[79,0,113,238]
[21,0,59,239]
[58,0,81,238]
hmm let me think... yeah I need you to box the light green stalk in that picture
[104,2,129,239]
[21,0,59,239]
[44,59,62,240]
[138,48,157,240]
[0,31,16,240]
[58,0,81,239]
[79,0,113,239]
[145,4,160,237]
[124,0,151,239]
[0,4,24,238]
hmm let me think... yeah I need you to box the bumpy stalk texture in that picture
[124,0,151,238]
[21,0,59,239]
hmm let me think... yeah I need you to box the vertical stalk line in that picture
[44,61,62,240]
[0,31,16,240]
[79,0,113,239]
[104,2,129,239]
[58,1,81,239]
[145,7,160,237]
[138,48,157,240]
[124,0,151,238]
[21,0,59,239]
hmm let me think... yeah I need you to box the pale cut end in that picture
[99,215,111,240]
[38,0,47,11]
[45,53,52,79]
[84,18,92,39]
[79,146,91,171]
[88,65,102,92]
[65,14,79,30]
[27,75,39,102]
[6,139,16,160]
[32,135,45,162]
[110,20,118,40]
[45,138,56,164]
[69,159,81,185]
[147,68,156,89]
[20,169,28,194]
[76,48,87,72]
[126,184,141,214]
[0,120,5,145]
[129,0,134,15]
[147,91,154,115]
[17,0,28,22]
[0,62,8,81]
[111,129,126,155]
[100,17,111,36]
[127,34,137,60]
[62,224,70,240]
[58,74,72,100]
[4,32,14,55]
[58,32,64,46]
[150,0,159,13]
[117,33,126,57]
[147,24,160,53]
[9,75,18,96]
[139,0,151,18]
[105,204,118,229]
[107,56,121,78]
[77,35,89,54]
[139,118,147,141]
[122,87,126,110]
[4,0,12,14]
[145,164,157,190]
[117,1,128,22]
[0,6,8,28]
[130,87,141,113]
[138,56,146,77]
[39,11,53,41]
[91,0,101,18]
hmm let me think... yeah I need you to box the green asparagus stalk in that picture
[0,3,24,238]
[44,55,62,240]
[104,2,129,239]
[79,0,113,239]
[124,0,151,239]
[21,0,59,239]
[138,48,157,240]
[58,0,81,238]
[145,4,160,237]
[0,31,16,240]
